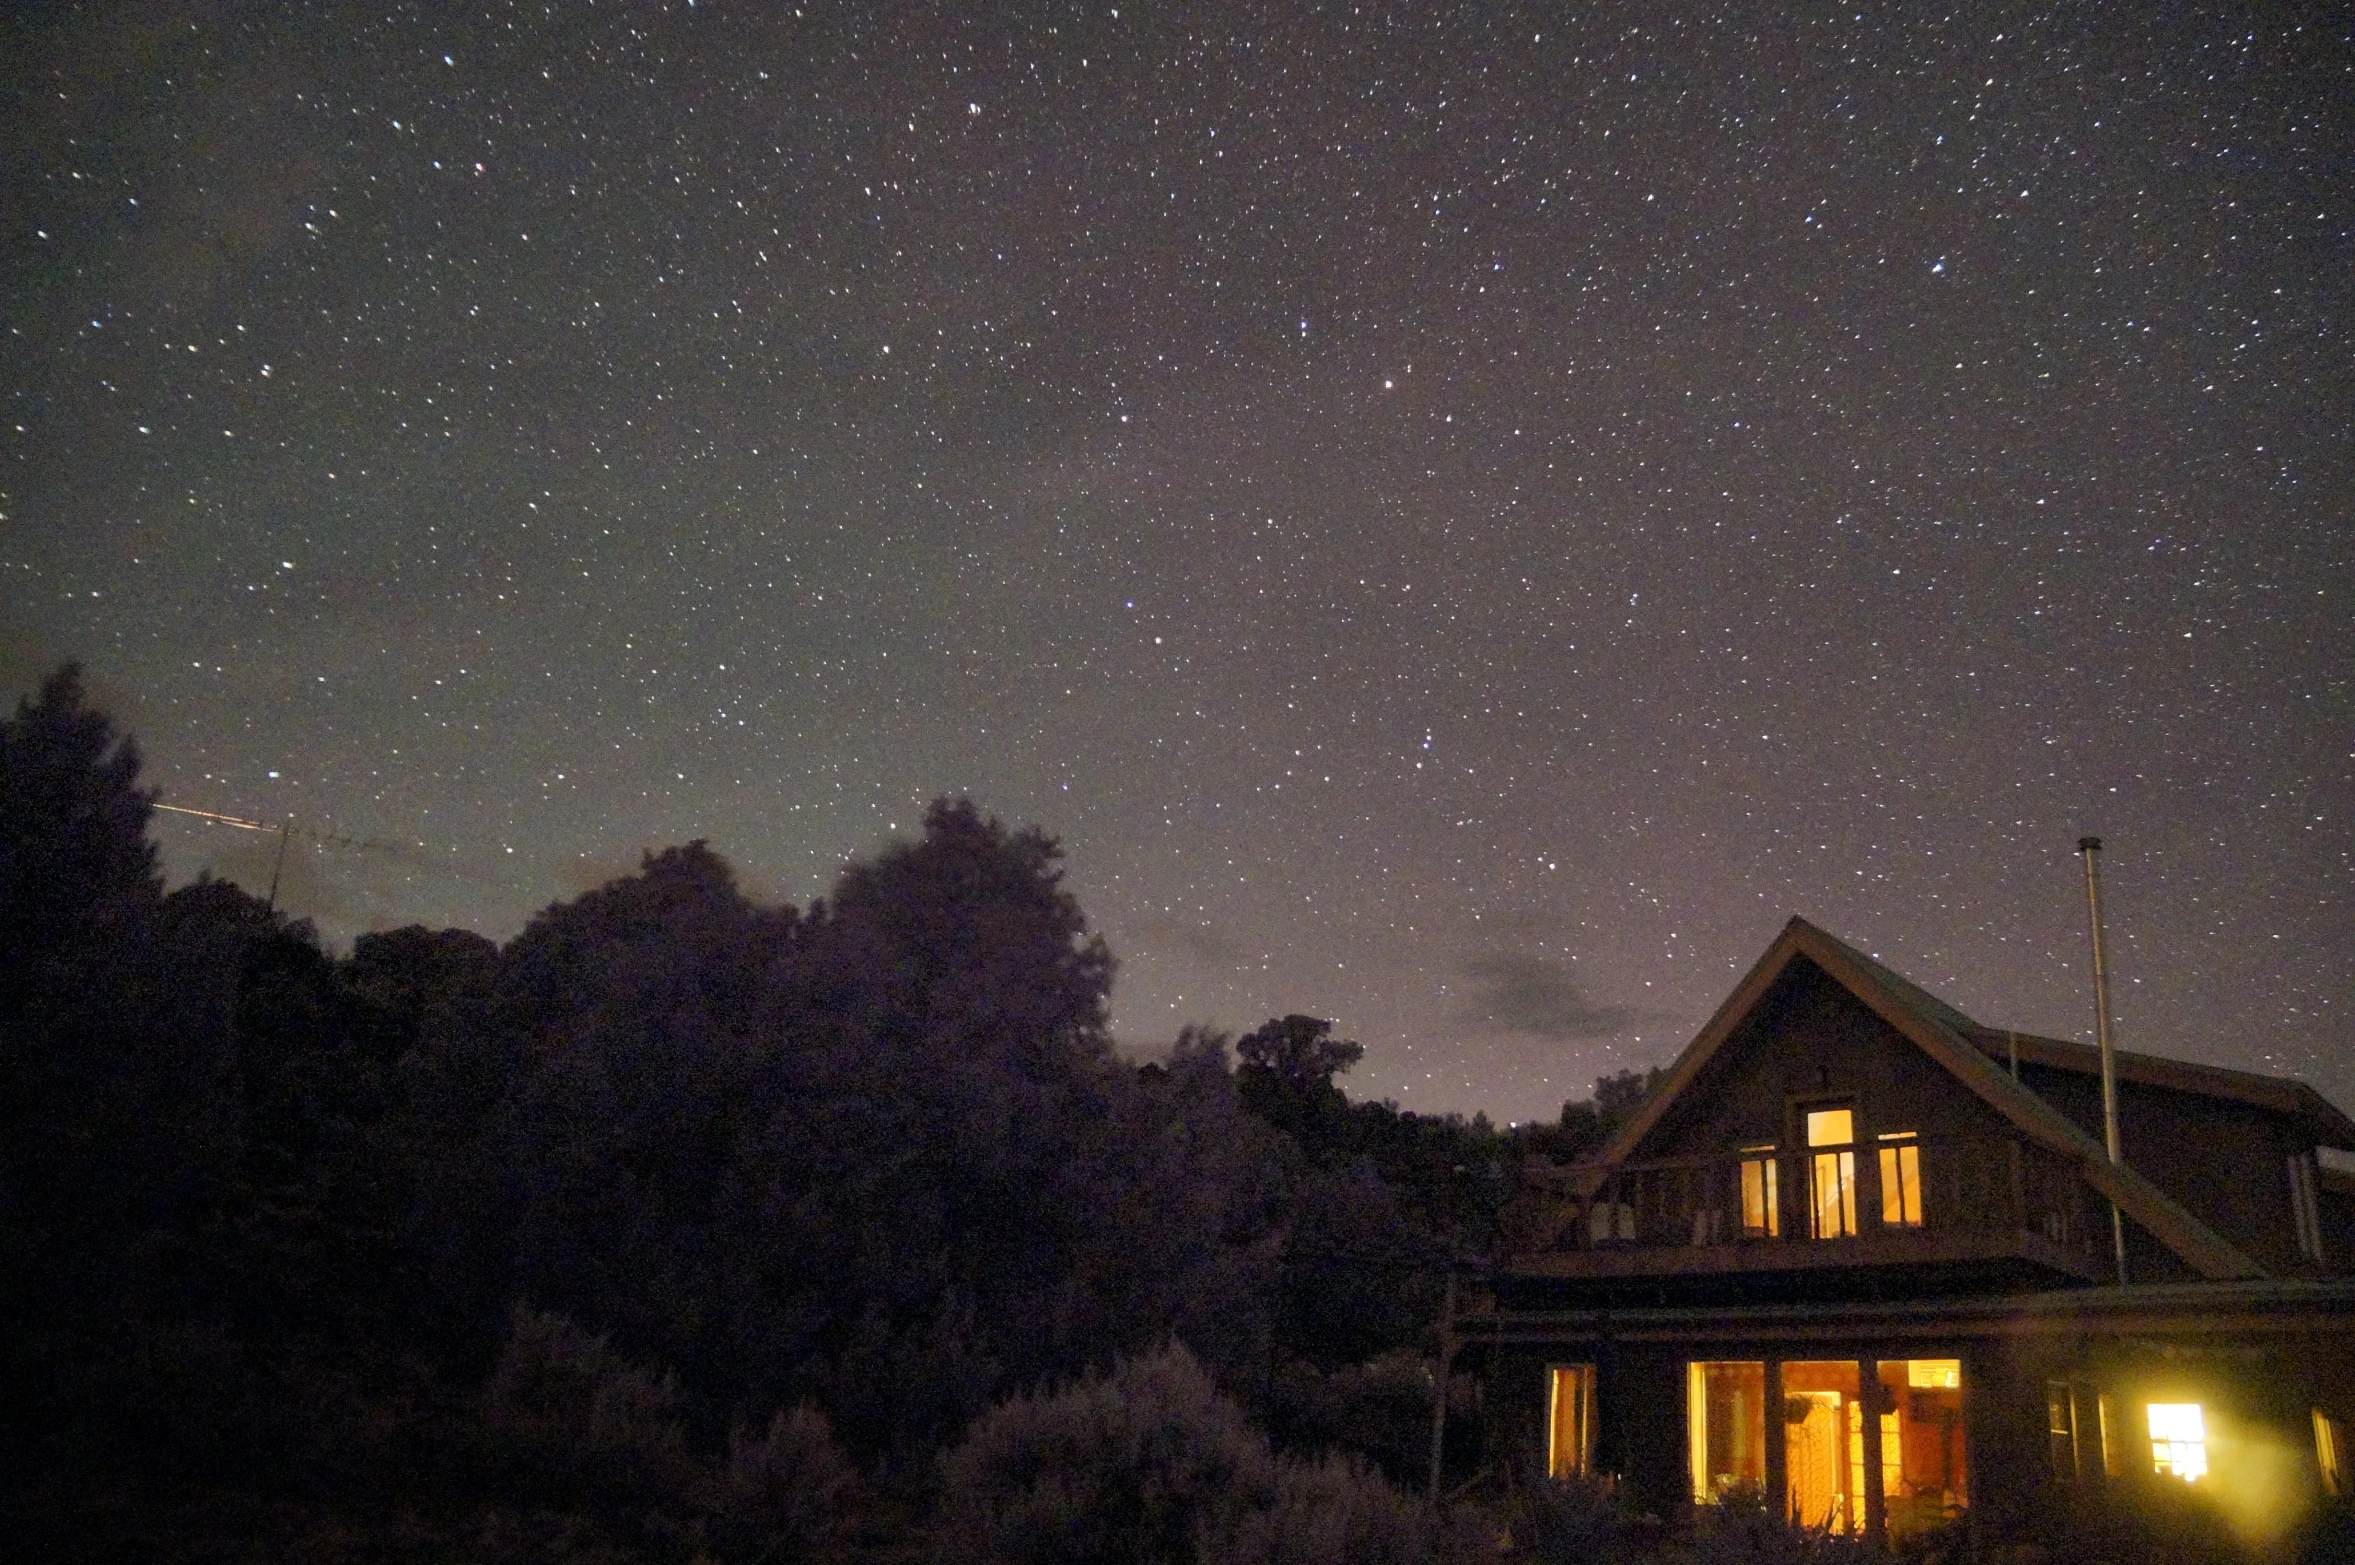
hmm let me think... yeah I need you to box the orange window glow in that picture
[2147,1403,2208,1482]
[1740,1147,1780,1238]
[1878,1133,1922,1227]
[1807,1109,1857,1239]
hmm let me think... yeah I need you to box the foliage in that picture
[713,1404,856,1562]
[0,663,159,1006]
[0,666,1668,1562]
[942,1343,1441,1565]
[1235,1014,1364,1142]
[482,1306,695,1505]
[1531,1066,1673,1163]
[1222,1451,1436,1565]
[1498,1468,1891,1565]
[1264,1351,1441,1489]
[941,1342,1277,1564]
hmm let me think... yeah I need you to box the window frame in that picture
[1547,1363,1598,1480]
[2047,1380,2081,1480]
[1739,1144,1781,1238]
[1878,1131,1923,1228]
[1803,1105,1859,1240]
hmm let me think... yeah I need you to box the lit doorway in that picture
[1782,1362,1861,1531]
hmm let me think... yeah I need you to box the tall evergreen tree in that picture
[0,664,160,1019]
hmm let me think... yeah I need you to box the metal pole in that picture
[265,821,293,913]
[2078,837,2128,1284]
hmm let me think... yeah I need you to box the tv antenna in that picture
[151,801,428,913]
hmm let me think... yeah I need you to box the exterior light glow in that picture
[2147,1403,2208,1481]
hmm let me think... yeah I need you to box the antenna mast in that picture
[2078,836,2128,1285]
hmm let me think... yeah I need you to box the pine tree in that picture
[0,663,160,1019]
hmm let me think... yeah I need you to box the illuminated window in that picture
[2147,1403,2208,1481]
[2317,1408,2346,1497]
[1907,1359,1960,1389]
[1688,1361,1766,1503]
[2048,1381,2080,1479]
[1740,1146,1780,1238]
[1878,1132,1923,1227]
[1890,1359,1969,1526]
[1548,1364,1597,1479]
[1807,1108,1858,1239]
[1844,1398,1902,1523]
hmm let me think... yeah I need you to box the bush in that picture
[481,1306,693,1505]
[941,1343,1276,1564]
[942,1341,1457,1565]
[712,1404,854,1562]
[1264,1351,1437,1484]
[1499,1465,1887,1565]
[1674,1493,1882,1564]
[1221,1451,1435,1565]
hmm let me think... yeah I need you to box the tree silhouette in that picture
[0,663,159,1020]
[0,677,1515,1560]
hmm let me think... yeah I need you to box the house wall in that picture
[1641,959,2020,1158]
[1482,1318,2355,1554]
[2323,1185,2355,1273]
[2017,1061,2336,1277]
[1480,1339,1691,1518]
[1980,1323,2355,1553]
[1614,1347,1691,1517]
[1963,1331,2071,1545]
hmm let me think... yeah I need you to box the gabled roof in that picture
[1962,1028,2355,1146]
[1586,918,2265,1282]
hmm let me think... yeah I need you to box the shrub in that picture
[1265,1351,1437,1484]
[943,1342,1451,1565]
[941,1343,1275,1564]
[712,1403,855,1562]
[1221,1451,1435,1565]
[481,1306,693,1505]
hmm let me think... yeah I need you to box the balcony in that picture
[1509,1133,2111,1295]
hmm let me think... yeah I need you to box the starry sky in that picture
[4,2,2349,1123]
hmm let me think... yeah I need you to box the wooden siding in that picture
[1465,1284,2355,1555]
[2018,1059,2347,1279]
[1635,958,2020,1158]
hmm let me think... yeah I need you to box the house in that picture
[1466,917,2355,1554]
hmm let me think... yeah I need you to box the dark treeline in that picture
[0,667,1673,1562]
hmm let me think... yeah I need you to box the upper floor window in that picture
[1740,1145,1780,1238]
[1879,1131,1923,1228]
[1807,1108,1858,1239]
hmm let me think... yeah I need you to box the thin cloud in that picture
[1134,915,1250,968]
[1458,951,1634,1040]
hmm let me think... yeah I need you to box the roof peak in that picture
[1580,918,2265,1282]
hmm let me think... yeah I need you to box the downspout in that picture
[2078,837,2129,1285]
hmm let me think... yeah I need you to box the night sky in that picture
[5,3,2349,1123]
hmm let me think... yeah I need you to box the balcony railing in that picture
[1543,1133,2101,1262]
